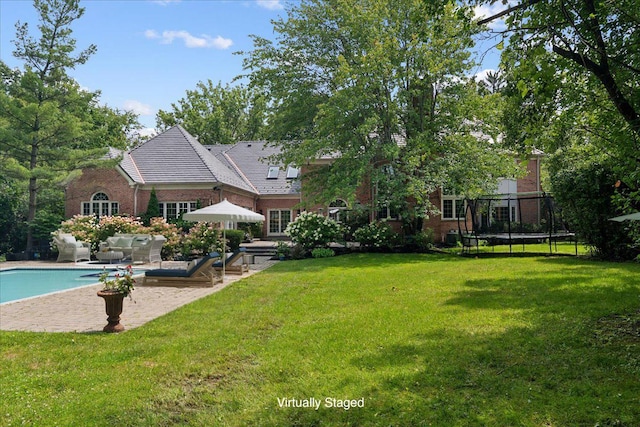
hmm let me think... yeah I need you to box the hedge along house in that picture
[64,125,301,238]
[65,125,544,243]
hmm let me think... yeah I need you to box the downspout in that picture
[212,184,223,203]
[134,184,139,216]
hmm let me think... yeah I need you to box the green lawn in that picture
[1,254,639,426]
[455,241,591,257]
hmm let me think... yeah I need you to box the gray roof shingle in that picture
[207,141,301,196]
[121,125,255,193]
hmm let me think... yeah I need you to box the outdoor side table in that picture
[96,251,124,264]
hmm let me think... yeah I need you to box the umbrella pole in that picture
[222,224,226,279]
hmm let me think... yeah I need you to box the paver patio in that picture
[0,259,276,333]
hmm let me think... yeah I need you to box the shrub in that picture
[146,217,182,260]
[182,222,222,258]
[141,188,160,226]
[289,243,307,260]
[285,212,342,251]
[58,215,101,251]
[549,151,639,260]
[239,221,263,239]
[94,215,145,245]
[276,240,291,258]
[414,228,435,252]
[354,221,398,251]
[224,229,245,251]
[56,215,187,260]
[341,204,370,241]
[32,210,64,242]
[311,248,335,258]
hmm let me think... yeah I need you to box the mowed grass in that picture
[455,241,591,257]
[1,254,639,426]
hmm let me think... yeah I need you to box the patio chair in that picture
[142,252,223,287]
[131,235,166,263]
[53,233,91,263]
[213,247,249,275]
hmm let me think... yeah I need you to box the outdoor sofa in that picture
[98,234,166,263]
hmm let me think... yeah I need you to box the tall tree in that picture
[155,80,268,145]
[0,0,139,252]
[474,0,639,147]
[474,0,640,257]
[482,70,505,94]
[243,0,518,228]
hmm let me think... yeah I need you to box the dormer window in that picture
[267,166,280,179]
[286,166,299,179]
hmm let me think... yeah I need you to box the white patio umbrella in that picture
[609,212,640,222]
[183,199,265,278]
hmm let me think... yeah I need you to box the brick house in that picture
[65,125,543,242]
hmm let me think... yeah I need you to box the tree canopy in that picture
[475,0,639,258]
[0,0,139,252]
[155,80,268,145]
[243,0,519,228]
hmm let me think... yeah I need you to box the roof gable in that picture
[122,125,254,192]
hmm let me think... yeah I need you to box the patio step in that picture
[241,242,278,263]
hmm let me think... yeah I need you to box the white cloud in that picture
[123,100,153,116]
[145,29,233,49]
[473,2,517,31]
[138,127,158,138]
[256,0,284,10]
[474,68,497,83]
[144,29,159,39]
[150,0,181,5]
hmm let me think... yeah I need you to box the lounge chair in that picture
[142,252,223,287]
[213,248,249,275]
[53,233,91,263]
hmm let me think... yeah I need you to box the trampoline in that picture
[457,192,576,255]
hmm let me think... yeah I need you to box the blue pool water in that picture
[0,268,144,304]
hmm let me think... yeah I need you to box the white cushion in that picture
[106,236,120,246]
[116,237,133,247]
[131,237,149,248]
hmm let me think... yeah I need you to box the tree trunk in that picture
[552,44,640,137]
[26,120,40,253]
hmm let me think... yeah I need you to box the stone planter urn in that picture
[97,290,126,333]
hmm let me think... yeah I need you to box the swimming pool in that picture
[0,268,144,304]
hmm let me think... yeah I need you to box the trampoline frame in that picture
[457,192,577,255]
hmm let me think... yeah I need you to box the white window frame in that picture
[267,166,280,179]
[286,166,300,179]
[158,201,198,220]
[82,192,119,217]
[268,209,292,236]
[376,204,399,221]
[441,189,466,220]
[495,179,518,223]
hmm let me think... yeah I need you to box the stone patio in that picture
[0,258,277,333]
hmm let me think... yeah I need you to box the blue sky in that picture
[1,0,504,135]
